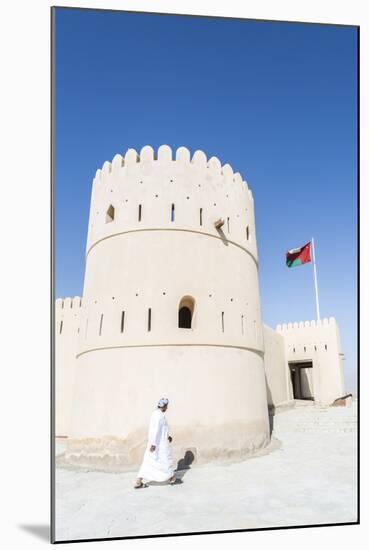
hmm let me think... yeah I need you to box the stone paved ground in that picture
[54,401,357,542]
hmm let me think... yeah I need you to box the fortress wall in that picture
[263,324,289,407]
[276,317,345,405]
[66,346,270,470]
[55,296,81,436]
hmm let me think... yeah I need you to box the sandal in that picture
[134,480,148,489]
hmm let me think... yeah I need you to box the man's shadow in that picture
[174,450,195,481]
[146,450,195,486]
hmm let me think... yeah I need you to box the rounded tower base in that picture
[61,345,270,471]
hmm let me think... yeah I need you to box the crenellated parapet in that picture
[276,317,339,356]
[276,317,336,331]
[55,296,82,310]
[55,297,82,437]
[86,145,256,261]
[55,296,82,337]
[276,316,341,362]
[92,145,249,188]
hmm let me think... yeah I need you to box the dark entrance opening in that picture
[289,361,314,400]
[179,306,192,328]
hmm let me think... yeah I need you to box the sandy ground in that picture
[54,401,357,541]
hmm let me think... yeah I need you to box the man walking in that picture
[134,398,177,488]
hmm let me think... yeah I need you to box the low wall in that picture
[263,325,289,406]
[55,297,81,436]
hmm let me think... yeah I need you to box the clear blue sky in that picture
[54,8,358,391]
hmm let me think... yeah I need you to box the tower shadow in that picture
[268,406,275,434]
[265,376,275,434]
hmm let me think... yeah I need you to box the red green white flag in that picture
[286,241,311,268]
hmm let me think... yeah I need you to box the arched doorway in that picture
[178,296,195,329]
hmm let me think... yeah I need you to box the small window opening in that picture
[293,347,296,353]
[59,321,63,334]
[99,314,104,336]
[178,296,195,329]
[325,344,328,351]
[171,203,175,222]
[314,345,317,351]
[221,312,225,332]
[106,205,115,223]
[200,208,203,226]
[304,346,306,352]
[138,204,142,222]
[227,217,230,233]
[121,311,125,333]
[148,308,152,332]
[246,226,250,240]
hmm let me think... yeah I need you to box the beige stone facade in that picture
[55,145,345,470]
[276,318,345,406]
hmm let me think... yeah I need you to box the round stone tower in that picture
[66,145,270,470]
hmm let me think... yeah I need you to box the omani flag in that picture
[286,241,311,268]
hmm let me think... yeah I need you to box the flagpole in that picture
[311,237,321,321]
